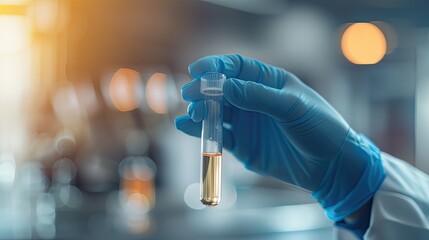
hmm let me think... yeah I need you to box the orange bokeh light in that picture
[110,68,141,112]
[341,23,387,65]
[146,72,168,114]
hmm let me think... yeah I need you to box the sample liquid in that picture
[201,153,222,206]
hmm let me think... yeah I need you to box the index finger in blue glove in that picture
[188,54,287,89]
[181,79,203,102]
[188,55,240,79]
[187,100,205,123]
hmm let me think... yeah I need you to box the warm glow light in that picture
[110,68,141,112]
[52,81,81,120]
[341,23,387,64]
[0,15,30,155]
[119,157,156,210]
[146,72,168,114]
[30,0,59,31]
[0,16,28,53]
[0,0,29,4]
[0,16,28,107]
[75,79,99,116]
[0,4,26,15]
[0,153,16,187]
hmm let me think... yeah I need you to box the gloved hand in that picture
[175,54,385,221]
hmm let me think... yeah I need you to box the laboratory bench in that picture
[53,187,334,240]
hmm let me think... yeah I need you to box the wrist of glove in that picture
[312,128,385,221]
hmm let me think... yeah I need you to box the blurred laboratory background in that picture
[1,0,429,239]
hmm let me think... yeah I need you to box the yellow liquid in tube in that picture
[201,153,222,206]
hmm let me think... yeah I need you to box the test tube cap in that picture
[200,72,226,96]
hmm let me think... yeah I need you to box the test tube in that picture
[200,72,226,206]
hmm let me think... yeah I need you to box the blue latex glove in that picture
[175,54,385,221]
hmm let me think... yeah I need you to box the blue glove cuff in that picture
[311,129,385,221]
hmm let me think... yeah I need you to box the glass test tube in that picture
[200,72,226,206]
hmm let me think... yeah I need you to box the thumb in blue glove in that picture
[175,54,385,221]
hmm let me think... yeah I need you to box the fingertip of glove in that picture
[187,104,196,121]
[188,57,213,78]
[181,83,191,101]
[188,63,197,78]
[181,80,202,102]
[181,81,192,91]
[189,55,231,79]
[174,115,188,130]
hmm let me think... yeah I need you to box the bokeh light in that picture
[74,78,99,116]
[52,158,77,184]
[0,15,29,113]
[109,68,142,112]
[184,183,205,210]
[0,153,16,187]
[54,131,76,158]
[341,23,387,64]
[76,154,117,193]
[58,185,83,209]
[373,21,398,55]
[0,16,28,54]
[51,81,81,120]
[0,0,29,4]
[0,4,26,15]
[28,0,68,32]
[125,129,150,156]
[183,182,237,210]
[119,157,157,210]
[146,72,168,114]
[35,193,56,239]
